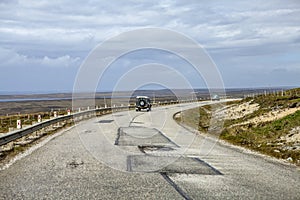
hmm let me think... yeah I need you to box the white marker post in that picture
[67,109,71,115]
[17,119,22,129]
[38,115,42,123]
[54,111,57,118]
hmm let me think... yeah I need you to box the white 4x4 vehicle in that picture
[135,96,152,112]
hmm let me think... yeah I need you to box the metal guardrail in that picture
[0,106,128,146]
[0,100,187,146]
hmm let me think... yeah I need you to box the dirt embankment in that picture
[225,102,300,126]
[221,93,300,166]
[178,88,300,166]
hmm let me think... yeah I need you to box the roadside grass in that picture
[0,112,61,133]
[175,104,216,132]
[176,107,200,131]
[221,110,300,164]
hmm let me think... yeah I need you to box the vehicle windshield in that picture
[136,98,150,103]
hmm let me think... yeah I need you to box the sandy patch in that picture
[223,101,259,120]
[218,100,300,130]
[235,107,300,126]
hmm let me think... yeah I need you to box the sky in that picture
[0,0,299,93]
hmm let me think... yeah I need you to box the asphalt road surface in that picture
[0,101,299,199]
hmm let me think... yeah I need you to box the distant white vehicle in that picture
[212,94,220,101]
[135,96,152,112]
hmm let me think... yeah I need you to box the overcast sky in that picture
[0,0,299,93]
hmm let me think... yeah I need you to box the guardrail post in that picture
[17,119,22,129]
[38,115,42,123]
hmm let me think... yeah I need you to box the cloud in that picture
[0,47,80,92]
[0,0,300,91]
[1,0,299,51]
[0,47,81,68]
